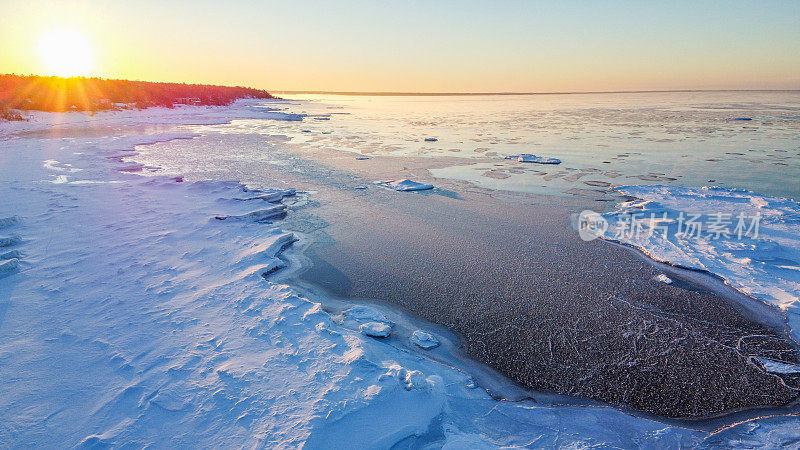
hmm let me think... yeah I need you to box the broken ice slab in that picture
[505,154,562,164]
[380,179,435,192]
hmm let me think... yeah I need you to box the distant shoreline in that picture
[274,89,800,96]
[0,74,273,121]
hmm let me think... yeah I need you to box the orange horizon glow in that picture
[1,1,798,93]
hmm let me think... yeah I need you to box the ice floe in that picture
[410,330,440,349]
[380,179,435,191]
[505,153,562,164]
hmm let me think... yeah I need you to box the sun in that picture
[38,30,93,77]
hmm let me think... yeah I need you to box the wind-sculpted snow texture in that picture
[0,102,798,447]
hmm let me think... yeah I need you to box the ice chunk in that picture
[360,322,392,337]
[654,274,673,284]
[381,179,434,192]
[43,159,82,173]
[214,204,286,222]
[344,306,391,328]
[410,330,440,349]
[505,154,561,164]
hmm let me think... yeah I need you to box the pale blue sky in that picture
[2,0,799,91]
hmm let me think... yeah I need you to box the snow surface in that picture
[1,103,798,447]
[0,257,20,277]
[601,185,800,340]
[0,99,302,134]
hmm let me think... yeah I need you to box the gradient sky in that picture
[1,0,799,92]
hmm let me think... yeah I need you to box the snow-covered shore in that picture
[1,102,798,447]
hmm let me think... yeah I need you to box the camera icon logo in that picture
[577,210,608,242]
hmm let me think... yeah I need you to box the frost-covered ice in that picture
[410,330,440,349]
[601,185,800,339]
[342,306,394,337]
[360,322,393,337]
[343,305,392,325]
[1,102,799,447]
[505,153,562,164]
[380,179,435,191]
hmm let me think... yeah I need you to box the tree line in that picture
[0,74,275,120]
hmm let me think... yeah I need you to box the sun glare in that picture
[38,30,93,77]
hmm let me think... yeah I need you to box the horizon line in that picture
[273,88,800,96]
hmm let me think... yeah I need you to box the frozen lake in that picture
[130,92,800,420]
[268,91,800,200]
[3,96,800,446]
